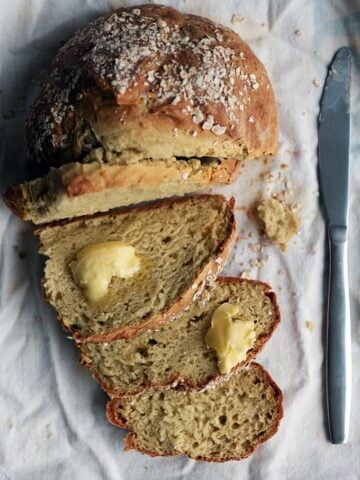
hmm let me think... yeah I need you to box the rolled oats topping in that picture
[28,5,265,162]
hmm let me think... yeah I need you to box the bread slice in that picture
[79,278,279,397]
[4,158,240,225]
[36,194,236,342]
[106,363,283,462]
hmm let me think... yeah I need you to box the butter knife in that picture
[318,47,352,444]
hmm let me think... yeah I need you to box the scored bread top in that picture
[79,277,280,397]
[106,362,283,462]
[27,4,278,168]
[35,194,236,342]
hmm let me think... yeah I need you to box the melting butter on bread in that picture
[36,194,236,342]
[79,278,279,396]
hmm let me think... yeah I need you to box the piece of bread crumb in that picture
[257,198,300,251]
[306,321,315,332]
[232,14,245,24]
[240,270,251,279]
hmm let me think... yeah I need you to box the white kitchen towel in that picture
[0,1,359,479]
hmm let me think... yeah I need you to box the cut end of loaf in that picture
[107,363,283,462]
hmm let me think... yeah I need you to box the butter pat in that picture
[205,303,256,374]
[70,241,141,303]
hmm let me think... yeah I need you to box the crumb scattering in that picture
[249,243,261,253]
[232,14,245,24]
[294,30,303,36]
[249,257,268,269]
[313,79,321,87]
[257,198,300,251]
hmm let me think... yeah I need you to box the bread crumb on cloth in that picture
[232,14,245,24]
[257,198,300,251]
[306,321,315,332]
[240,270,252,279]
[249,257,268,269]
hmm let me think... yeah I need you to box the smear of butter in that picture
[70,241,141,303]
[205,303,256,374]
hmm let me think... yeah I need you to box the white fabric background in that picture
[1,1,360,479]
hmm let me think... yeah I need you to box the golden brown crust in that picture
[27,4,278,168]
[35,194,236,342]
[106,362,284,462]
[3,158,241,225]
[79,277,280,398]
[65,158,241,197]
[2,186,27,220]
[106,401,127,429]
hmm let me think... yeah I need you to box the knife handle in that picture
[326,225,352,444]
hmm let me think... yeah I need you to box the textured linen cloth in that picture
[0,1,360,479]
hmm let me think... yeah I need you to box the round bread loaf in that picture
[27,4,278,168]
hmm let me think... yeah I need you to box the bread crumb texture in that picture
[109,363,283,461]
[257,198,300,251]
[80,278,278,395]
[4,157,240,224]
[37,195,234,339]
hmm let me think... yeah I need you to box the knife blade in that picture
[318,47,352,444]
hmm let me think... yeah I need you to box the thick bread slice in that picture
[36,194,236,342]
[79,278,280,397]
[4,158,240,225]
[106,363,283,462]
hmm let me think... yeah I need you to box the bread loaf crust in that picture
[35,194,237,342]
[27,4,278,168]
[79,277,280,397]
[65,158,241,197]
[3,158,241,224]
[2,185,27,220]
[106,362,283,462]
